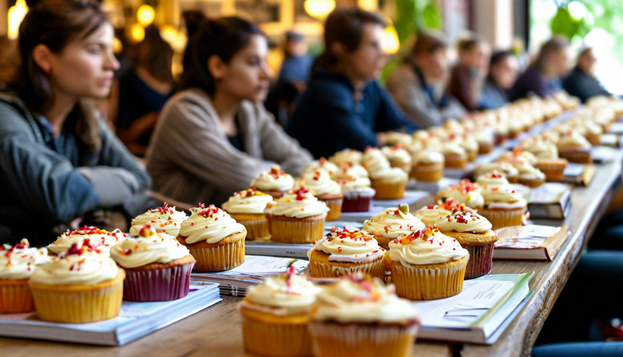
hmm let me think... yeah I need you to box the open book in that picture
[191,255,309,296]
[414,273,533,344]
[0,283,221,346]
[528,183,572,219]
[493,225,570,260]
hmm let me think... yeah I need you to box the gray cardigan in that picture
[385,63,466,128]
[146,88,312,206]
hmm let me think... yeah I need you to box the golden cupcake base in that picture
[267,213,326,244]
[444,154,467,168]
[308,249,385,279]
[230,213,270,240]
[390,255,468,300]
[0,279,35,314]
[320,196,344,221]
[479,206,526,230]
[559,150,592,164]
[535,160,568,182]
[413,162,444,182]
[178,231,246,272]
[371,179,407,200]
[29,271,125,323]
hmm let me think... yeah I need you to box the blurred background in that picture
[1,0,622,94]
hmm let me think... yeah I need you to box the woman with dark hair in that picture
[479,50,519,110]
[285,7,417,159]
[385,31,466,128]
[562,48,611,103]
[446,38,490,111]
[146,12,312,206]
[114,25,176,157]
[510,36,570,100]
[0,0,151,244]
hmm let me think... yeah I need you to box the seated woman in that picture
[479,50,520,110]
[0,0,151,244]
[285,7,417,159]
[114,25,175,157]
[562,48,611,103]
[446,38,490,111]
[385,31,466,128]
[147,13,312,206]
[510,36,570,100]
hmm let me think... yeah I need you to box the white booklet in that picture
[414,273,533,344]
[191,256,309,296]
[0,283,221,346]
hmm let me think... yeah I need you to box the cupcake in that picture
[129,202,187,237]
[29,240,125,323]
[337,175,376,213]
[499,149,538,166]
[111,225,195,302]
[474,162,520,183]
[435,179,485,210]
[476,170,509,187]
[382,131,414,147]
[178,204,247,271]
[525,141,568,182]
[309,274,419,357]
[48,226,127,256]
[414,199,474,227]
[222,188,275,240]
[411,150,444,182]
[362,204,425,249]
[249,165,294,198]
[434,210,497,279]
[0,240,49,314]
[362,148,408,200]
[334,162,369,180]
[498,154,545,188]
[458,135,479,162]
[476,129,495,154]
[479,184,528,229]
[300,170,344,221]
[381,144,412,173]
[388,227,469,300]
[240,268,321,357]
[557,131,593,164]
[308,227,386,279]
[265,187,329,243]
[302,157,340,179]
[329,149,363,167]
[441,142,468,168]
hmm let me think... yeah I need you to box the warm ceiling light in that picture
[8,0,28,40]
[381,25,400,55]
[304,0,335,19]
[137,4,155,27]
[129,23,145,43]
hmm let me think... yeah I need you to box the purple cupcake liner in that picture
[464,244,494,279]
[123,261,195,302]
[342,197,372,212]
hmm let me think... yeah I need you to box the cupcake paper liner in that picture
[323,197,344,221]
[238,218,271,240]
[0,280,35,314]
[389,160,412,174]
[479,207,525,230]
[122,260,195,302]
[188,238,245,272]
[371,180,407,200]
[309,257,385,280]
[412,163,444,182]
[535,163,566,182]
[242,315,312,357]
[342,196,373,213]
[464,244,494,279]
[309,322,418,357]
[268,213,326,244]
[391,256,468,300]
[559,150,592,164]
[29,271,125,323]
[478,143,494,154]
[517,177,545,188]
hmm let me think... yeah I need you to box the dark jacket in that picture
[447,64,481,111]
[562,66,610,103]
[286,71,417,159]
[479,79,509,110]
[510,66,562,101]
[0,90,150,244]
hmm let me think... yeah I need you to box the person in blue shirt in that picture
[479,50,520,110]
[0,0,151,244]
[285,7,417,159]
[510,36,570,101]
[279,30,314,84]
[562,48,611,103]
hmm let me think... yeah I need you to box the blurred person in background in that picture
[385,31,466,128]
[114,25,175,157]
[510,36,570,100]
[0,36,18,85]
[0,0,152,244]
[147,13,311,206]
[286,7,417,159]
[562,47,611,103]
[479,50,520,110]
[446,38,491,111]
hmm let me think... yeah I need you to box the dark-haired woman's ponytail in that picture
[183,10,209,40]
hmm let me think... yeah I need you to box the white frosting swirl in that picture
[312,274,419,324]
[246,272,321,315]
[266,189,330,218]
[303,158,340,179]
[309,227,385,263]
[437,180,485,209]
[179,204,246,244]
[476,171,509,187]
[329,149,363,166]
[48,227,127,255]
[337,175,372,190]
[413,150,444,164]
[0,240,49,280]
[434,211,492,233]
[381,145,412,165]
[475,162,519,179]
[415,200,474,227]
[557,131,591,150]
[110,225,191,268]
[480,184,527,206]
[334,162,369,179]
[129,204,187,237]
[250,166,294,191]
[388,227,468,265]
[222,189,275,214]
[363,204,425,239]
[300,170,342,196]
